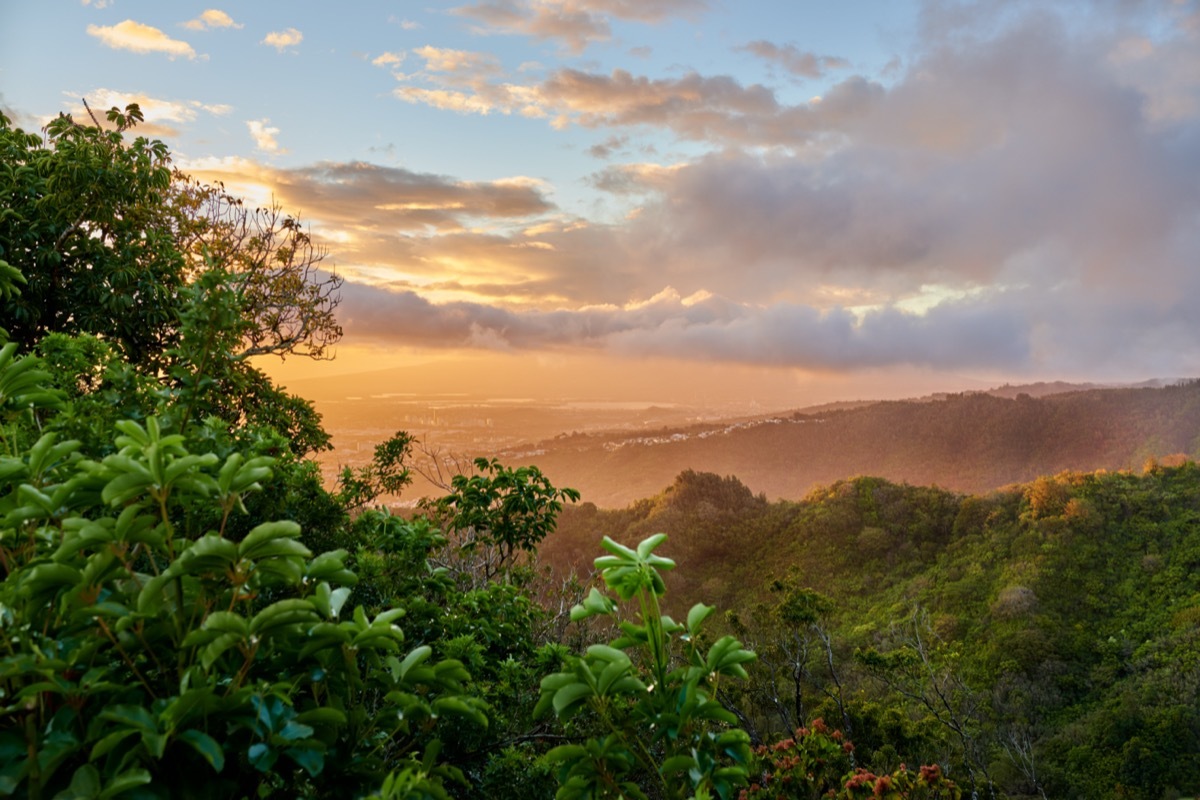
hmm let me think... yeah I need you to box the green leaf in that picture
[552,682,595,715]
[199,611,249,637]
[199,632,244,670]
[431,697,488,727]
[391,646,431,682]
[248,742,277,772]
[292,708,347,728]
[636,533,668,558]
[58,763,101,798]
[277,720,314,742]
[177,729,225,773]
[238,520,304,559]
[660,754,697,776]
[89,729,138,761]
[687,602,715,633]
[248,599,318,636]
[284,745,324,777]
[97,769,152,799]
[178,534,238,575]
[544,744,588,764]
[98,705,155,734]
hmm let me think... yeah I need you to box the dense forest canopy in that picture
[2,104,1199,800]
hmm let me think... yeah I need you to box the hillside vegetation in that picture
[520,383,1200,506]
[545,465,1200,798]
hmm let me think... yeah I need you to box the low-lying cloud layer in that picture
[337,283,1032,371]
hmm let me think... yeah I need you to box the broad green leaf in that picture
[97,769,152,799]
[552,682,595,715]
[687,602,715,633]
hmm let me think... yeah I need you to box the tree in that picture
[426,458,580,586]
[857,610,997,800]
[727,574,850,743]
[0,105,182,366]
[171,176,343,361]
[0,103,342,369]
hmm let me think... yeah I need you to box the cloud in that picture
[372,51,405,68]
[390,55,886,148]
[396,64,809,144]
[246,119,282,152]
[588,161,682,193]
[178,156,557,236]
[335,282,1030,371]
[587,134,630,158]
[261,27,303,52]
[453,0,707,53]
[412,45,502,76]
[537,68,790,139]
[191,100,233,115]
[737,40,850,79]
[182,9,243,31]
[392,48,547,118]
[87,20,197,59]
[80,0,111,8]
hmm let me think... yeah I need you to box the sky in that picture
[2,0,1200,407]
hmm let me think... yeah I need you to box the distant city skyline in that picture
[3,1,1199,406]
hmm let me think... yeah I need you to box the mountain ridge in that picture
[503,380,1200,507]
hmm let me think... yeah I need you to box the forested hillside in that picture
[546,466,1200,798]
[519,384,1200,506]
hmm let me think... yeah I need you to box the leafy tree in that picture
[856,611,996,799]
[0,103,342,372]
[0,105,182,366]
[335,432,416,511]
[726,575,849,742]
[428,458,580,586]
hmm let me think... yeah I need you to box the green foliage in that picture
[11,97,1200,800]
[336,432,415,510]
[0,342,64,430]
[0,106,182,366]
[724,575,847,740]
[0,352,484,798]
[171,175,343,362]
[537,534,756,800]
[430,458,580,584]
[0,105,342,372]
[0,259,25,342]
